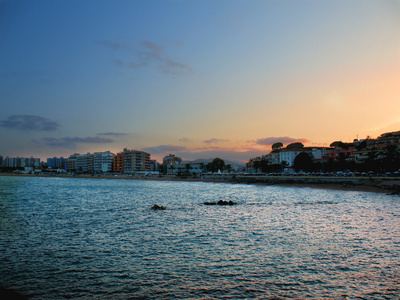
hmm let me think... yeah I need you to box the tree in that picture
[185,163,191,175]
[286,142,304,149]
[365,149,379,172]
[330,141,354,149]
[272,142,283,150]
[260,158,269,173]
[330,141,343,148]
[159,164,167,175]
[211,158,225,173]
[280,161,288,172]
[382,145,400,172]
[293,152,313,172]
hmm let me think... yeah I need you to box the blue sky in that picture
[1,0,400,162]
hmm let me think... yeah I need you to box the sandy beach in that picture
[2,172,400,195]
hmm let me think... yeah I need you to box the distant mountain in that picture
[182,158,246,167]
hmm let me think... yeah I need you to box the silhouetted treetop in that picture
[272,142,283,150]
[286,142,304,149]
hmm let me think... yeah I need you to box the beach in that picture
[1,172,400,195]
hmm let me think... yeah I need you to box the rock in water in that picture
[151,204,166,210]
[204,200,236,205]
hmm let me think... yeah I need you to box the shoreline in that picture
[2,173,400,195]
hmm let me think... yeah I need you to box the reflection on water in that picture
[0,176,399,299]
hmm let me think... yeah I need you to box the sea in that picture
[0,176,399,299]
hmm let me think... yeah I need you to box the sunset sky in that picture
[1,0,400,163]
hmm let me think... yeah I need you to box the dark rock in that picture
[204,200,236,205]
[151,204,166,210]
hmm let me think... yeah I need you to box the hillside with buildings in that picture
[247,131,400,175]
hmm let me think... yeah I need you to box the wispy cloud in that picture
[94,40,128,51]
[112,59,124,67]
[176,148,266,163]
[255,137,310,146]
[179,137,191,142]
[95,39,192,75]
[203,138,230,144]
[141,145,187,154]
[97,132,129,137]
[0,115,60,131]
[35,136,114,149]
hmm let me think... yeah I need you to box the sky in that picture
[1,0,400,163]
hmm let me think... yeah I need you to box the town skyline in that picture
[1,1,399,162]
[2,130,398,166]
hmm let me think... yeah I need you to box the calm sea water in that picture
[0,176,399,299]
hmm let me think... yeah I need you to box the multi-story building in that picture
[47,157,66,169]
[353,131,400,164]
[3,156,41,168]
[113,152,125,172]
[163,154,182,165]
[76,153,90,173]
[266,150,280,165]
[94,151,115,173]
[0,155,3,167]
[150,160,159,171]
[368,131,400,150]
[66,153,80,172]
[278,147,331,168]
[167,162,205,174]
[122,148,151,173]
[4,157,20,168]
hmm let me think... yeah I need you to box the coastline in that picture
[1,173,400,195]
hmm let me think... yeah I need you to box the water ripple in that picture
[0,177,399,299]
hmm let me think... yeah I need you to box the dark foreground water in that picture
[0,176,399,299]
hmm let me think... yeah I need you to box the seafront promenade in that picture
[2,173,400,194]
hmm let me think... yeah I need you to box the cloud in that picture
[36,136,114,149]
[203,138,230,144]
[138,40,192,75]
[97,132,129,136]
[141,145,187,154]
[94,40,127,50]
[129,61,148,69]
[95,39,192,75]
[112,59,124,67]
[179,137,191,142]
[176,149,267,164]
[255,137,310,146]
[0,115,60,131]
[142,40,163,52]
[160,57,192,75]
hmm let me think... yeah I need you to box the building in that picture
[122,148,151,173]
[66,153,80,172]
[266,150,280,165]
[150,160,159,172]
[76,153,91,173]
[94,151,115,173]
[372,131,400,149]
[279,147,332,167]
[167,162,205,175]
[113,152,125,173]
[163,154,182,165]
[3,156,41,168]
[47,157,66,169]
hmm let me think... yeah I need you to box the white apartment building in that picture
[278,148,328,167]
[94,151,115,173]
